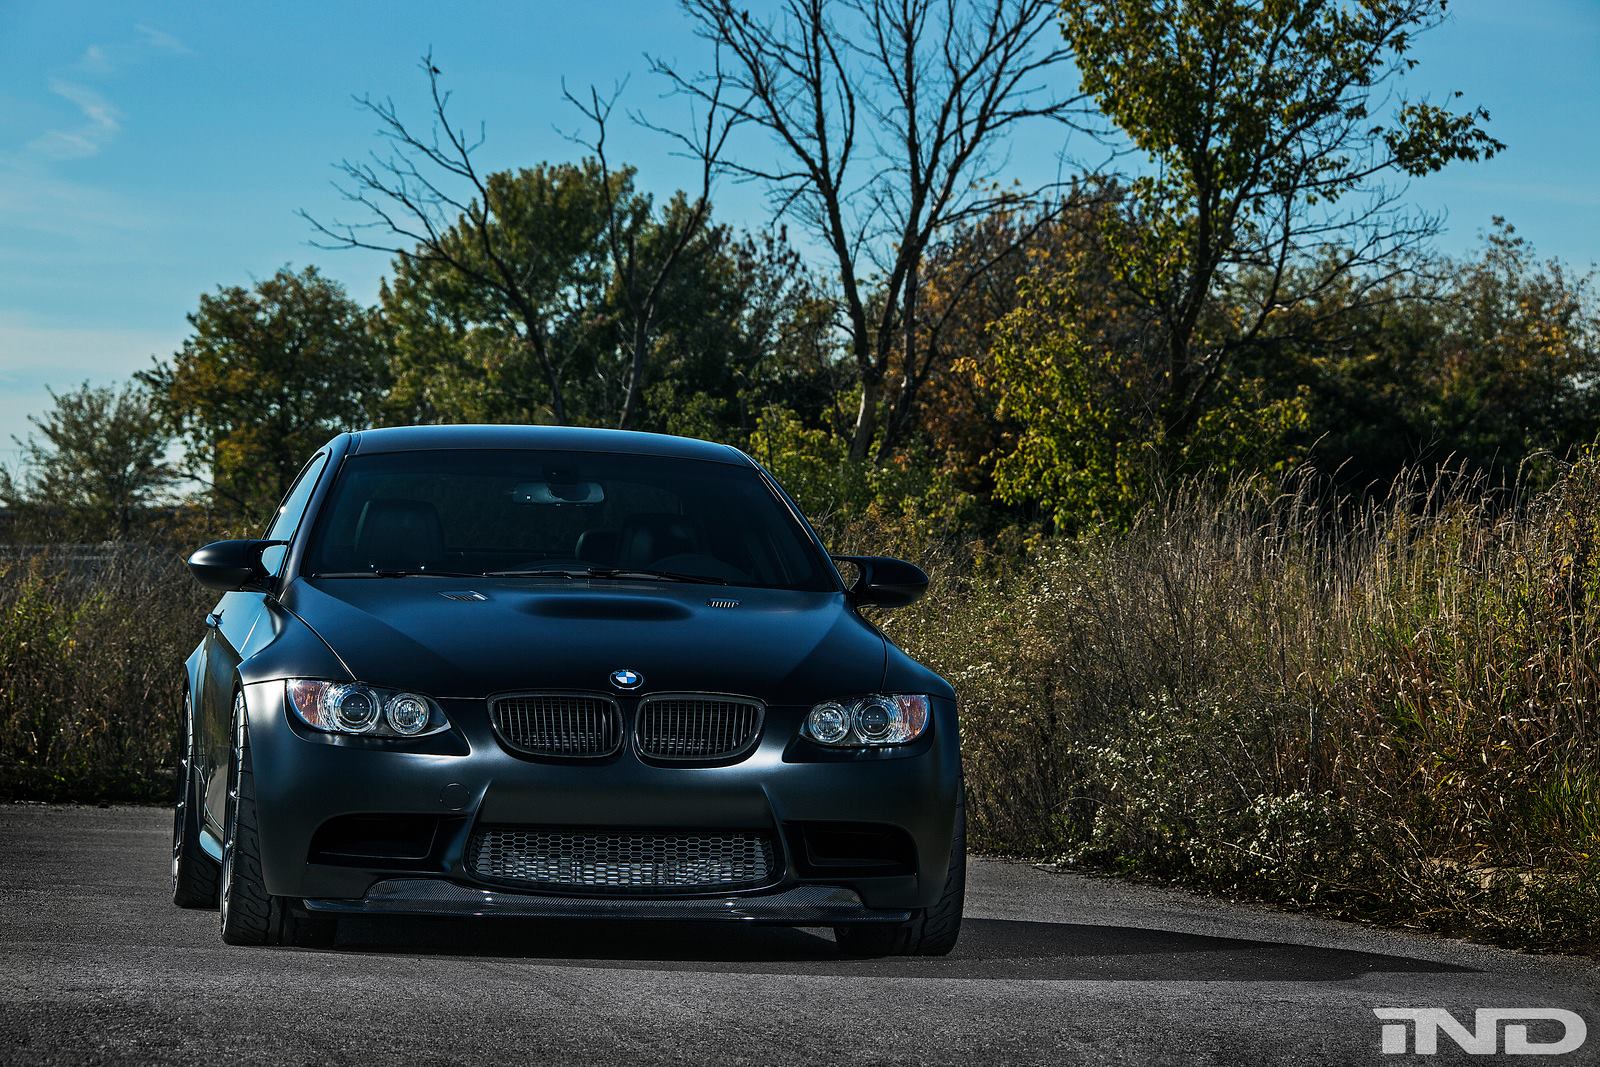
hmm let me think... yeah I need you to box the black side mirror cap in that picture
[186,539,284,592]
[831,554,929,608]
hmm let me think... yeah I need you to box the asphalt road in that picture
[0,806,1594,1066]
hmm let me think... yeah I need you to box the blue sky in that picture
[1,1,1597,464]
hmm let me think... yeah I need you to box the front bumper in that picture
[305,881,911,924]
[240,681,961,917]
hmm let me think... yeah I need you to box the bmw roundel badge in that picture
[610,668,643,690]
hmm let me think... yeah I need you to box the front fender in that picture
[236,594,351,686]
[183,642,204,707]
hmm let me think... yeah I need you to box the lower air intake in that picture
[467,827,778,889]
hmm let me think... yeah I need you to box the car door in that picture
[199,451,330,832]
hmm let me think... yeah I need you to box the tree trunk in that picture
[617,320,650,431]
[874,261,921,463]
[876,372,919,465]
[848,372,883,462]
[526,323,568,425]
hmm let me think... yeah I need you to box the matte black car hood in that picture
[279,577,888,703]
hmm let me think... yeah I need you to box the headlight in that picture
[286,679,450,739]
[802,694,930,747]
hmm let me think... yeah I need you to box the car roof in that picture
[346,424,753,466]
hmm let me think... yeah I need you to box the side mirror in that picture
[831,554,928,608]
[186,539,284,592]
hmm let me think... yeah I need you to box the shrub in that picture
[0,546,207,801]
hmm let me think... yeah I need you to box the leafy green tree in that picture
[1048,0,1503,475]
[747,406,977,530]
[1425,222,1600,477]
[1264,220,1600,490]
[637,228,847,442]
[0,381,174,540]
[926,187,1128,505]
[139,266,385,520]
[983,241,1309,526]
[373,160,614,426]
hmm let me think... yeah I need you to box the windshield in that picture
[302,448,835,592]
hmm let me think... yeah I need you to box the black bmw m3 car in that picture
[172,425,963,955]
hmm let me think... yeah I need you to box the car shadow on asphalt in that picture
[324,916,1476,981]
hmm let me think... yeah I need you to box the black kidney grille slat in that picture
[634,696,762,761]
[491,694,622,758]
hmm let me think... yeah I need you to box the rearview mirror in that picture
[831,554,929,608]
[187,539,284,592]
[512,480,605,505]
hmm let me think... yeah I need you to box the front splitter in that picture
[304,879,911,924]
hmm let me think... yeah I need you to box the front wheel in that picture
[835,782,966,957]
[218,690,336,948]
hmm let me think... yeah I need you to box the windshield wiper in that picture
[597,567,729,586]
[488,566,728,586]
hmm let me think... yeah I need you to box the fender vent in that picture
[706,598,741,609]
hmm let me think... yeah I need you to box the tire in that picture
[172,689,221,909]
[835,781,966,957]
[218,690,337,948]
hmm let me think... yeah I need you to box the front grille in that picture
[635,694,764,760]
[468,827,777,889]
[490,693,622,758]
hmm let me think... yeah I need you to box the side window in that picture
[260,452,329,576]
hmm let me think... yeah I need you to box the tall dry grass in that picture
[852,455,1600,951]
[0,546,206,801]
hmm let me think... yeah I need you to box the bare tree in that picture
[562,79,731,428]
[305,54,730,428]
[655,0,1088,461]
[303,55,579,422]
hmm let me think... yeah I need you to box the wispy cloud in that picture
[134,24,192,57]
[28,80,122,160]
[22,24,192,163]
[70,24,192,76]
[75,44,113,76]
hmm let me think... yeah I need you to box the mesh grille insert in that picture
[635,695,763,760]
[468,827,778,889]
[490,694,622,758]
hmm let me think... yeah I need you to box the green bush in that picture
[747,407,983,535]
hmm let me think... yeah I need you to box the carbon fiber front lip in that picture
[304,879,910,923]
